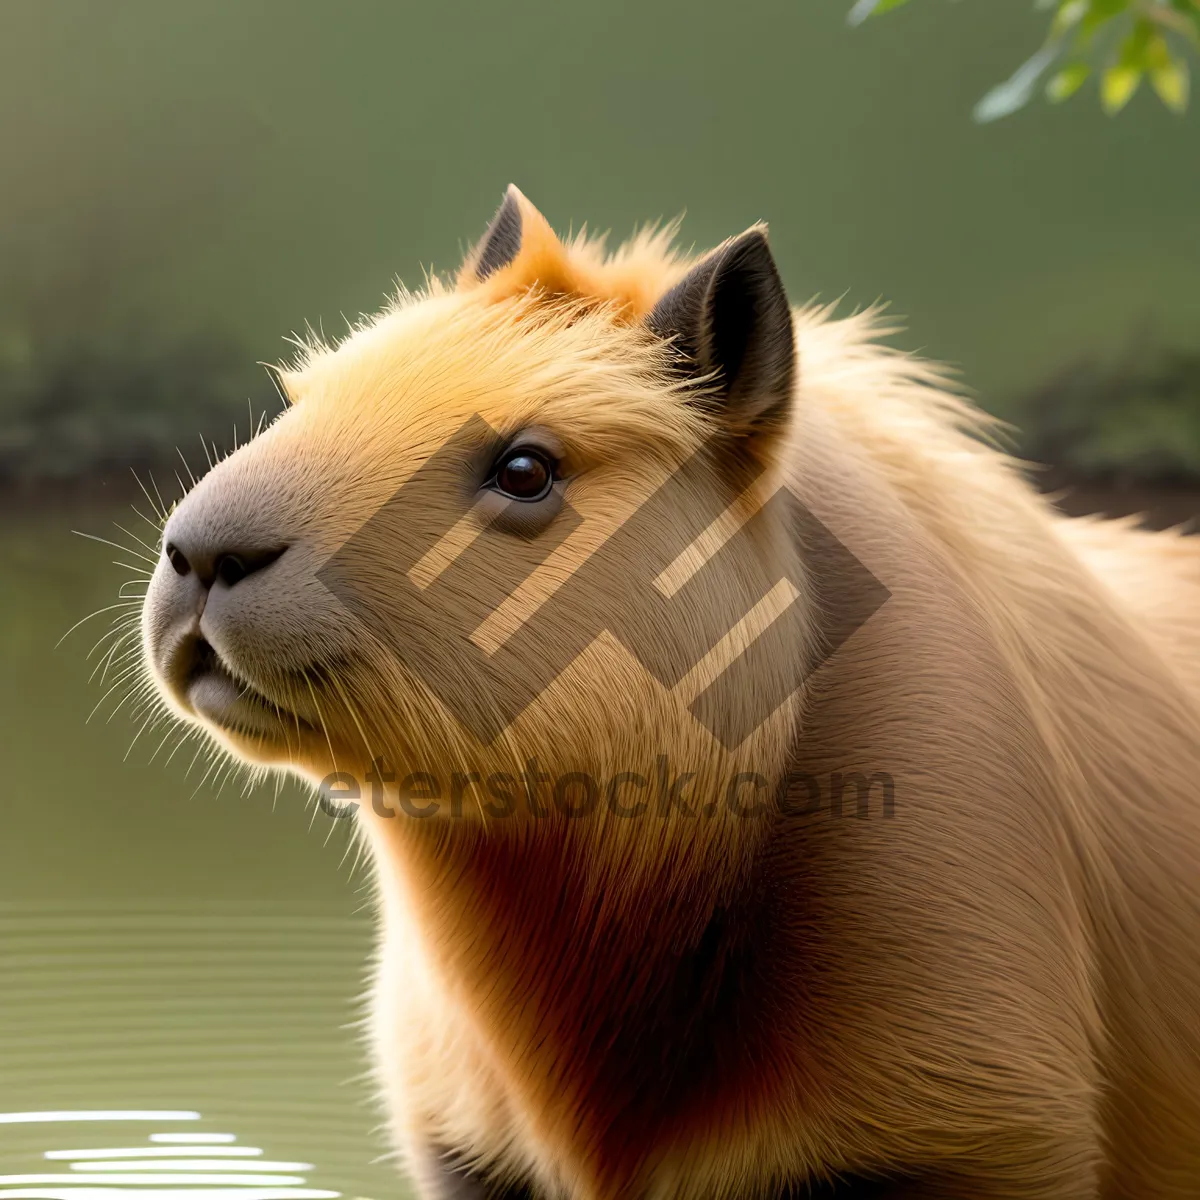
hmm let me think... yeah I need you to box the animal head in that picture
[140,188,809,818]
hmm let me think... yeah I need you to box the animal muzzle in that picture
[140,445,326,742]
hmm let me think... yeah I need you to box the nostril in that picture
[214,545,287,588]
[166,543,190,577]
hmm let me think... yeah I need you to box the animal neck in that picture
[363,795,791,1184]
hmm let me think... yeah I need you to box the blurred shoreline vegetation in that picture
[1009,337,1200,486]
[0,201,280,487]
[0,232,277,485]
[0,322,276,484]
[2,313,1198,492]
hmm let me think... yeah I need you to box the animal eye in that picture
[491,447,555,502]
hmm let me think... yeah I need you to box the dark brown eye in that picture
[493,447,555,502]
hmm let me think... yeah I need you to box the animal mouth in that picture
[184,638,314,741]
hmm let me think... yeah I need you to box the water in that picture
[0,1108,343,1199]
[0,497,408,1198]
[0,1105,345,1200]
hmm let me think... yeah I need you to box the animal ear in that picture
[647,227,795,435]
[473,185,525,280]
[460,184,566,289]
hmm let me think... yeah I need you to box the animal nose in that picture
[164,537,288,589]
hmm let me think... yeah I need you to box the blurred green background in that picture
[0,2,1196,1198]
[2,0,1200,485]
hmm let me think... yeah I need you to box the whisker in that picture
[85,659,144,720]
[72,530,158,565]
[327,672,379,766]
[183,738,209,779]
[131,468,167,523]
[56,601,141,648]
[131,500,165,534]
[91,633,133,685]
[303,671,339,772]
[113,519,161,557]
[303,672,341,839]
[190,749,225,799]
[92,638,141,686]
[147,724,177,765]
[147,471,169,522]
[210,755,236,798]
[124,708,159,761]
[100,681,141,726]
[177,446,198,489]
[163,726,199,769]
[86,617,140,660]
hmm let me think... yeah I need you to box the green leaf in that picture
[1143,24,1192,113]
[975,42,1063,122]
[1047,61,1092,100]
[1166,0,1200,47]
[845,0,1198,118]
[1102,63,1143,111]
[1161,0,1200,45]
[1145,28,1174,67]
[1123,16,1156,62]
[1080,0,1132,43]
[1099,19,1156,112]
[1051,0,1089,37]
[846,0,911,27]
[1151,54,1190,110]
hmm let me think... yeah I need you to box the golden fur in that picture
[139,188,1200,1198]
